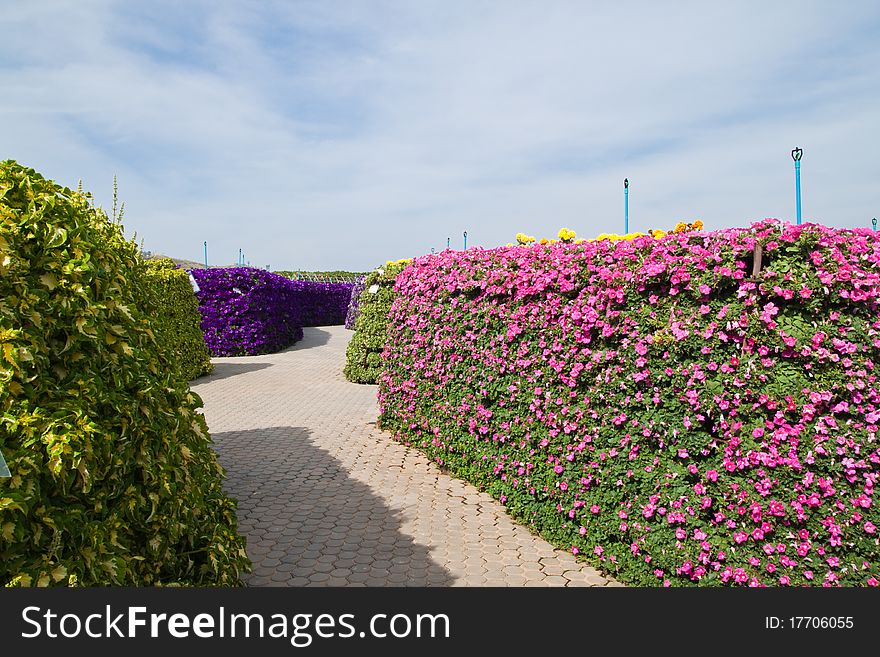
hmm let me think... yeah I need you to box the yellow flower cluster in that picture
[588,220,704,243]
[673,220,704,233]
[558,228,577,242]
[511,219,705,249]
[384,258,412,267]
[591,232,648,242]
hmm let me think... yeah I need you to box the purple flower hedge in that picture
[378,220,880,587]
[290,279,354,328]
[190,268,304,356]
[345,275,367,330]
[189,268,353,356]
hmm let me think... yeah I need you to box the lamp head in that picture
[791,147,803,162]
[624,178,629,189]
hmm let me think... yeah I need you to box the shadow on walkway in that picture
[201,361,273,382]
[212,426,453,587]
[285,327,332,352]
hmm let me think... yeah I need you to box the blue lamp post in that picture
[791,147,803,225]
[463,231,468,250]
[204,240,208,268]
[624,178,629,234]
[447,237,450,249]
[873,218,877,231]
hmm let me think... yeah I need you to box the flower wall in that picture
[378,220,880,587]
[190,269,353,357]
[190,268,304,356]
[345,275,367,330]
[289,279,354,328]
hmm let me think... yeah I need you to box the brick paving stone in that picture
[192,326,622,588]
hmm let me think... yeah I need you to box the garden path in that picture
[191,326,621,587]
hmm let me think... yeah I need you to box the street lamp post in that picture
[791,147,803,225]
[873,218,877,231]
[624,178,629,234]
[447,237,450,249]
[204,241,208,268]
[463,231,468,250]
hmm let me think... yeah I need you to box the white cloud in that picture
[2,0,878,270]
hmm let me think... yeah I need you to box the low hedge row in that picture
[378,220,880,587]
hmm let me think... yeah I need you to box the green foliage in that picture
[136,259,213,381]
[0,160,249,586]
[343,261,408,384]
[275,270,365,282]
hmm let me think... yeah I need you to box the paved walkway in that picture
[191,326,620,587]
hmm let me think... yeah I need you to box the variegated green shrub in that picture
[138,259,212,381]
[0,161,249,586]
[343,260,410,384]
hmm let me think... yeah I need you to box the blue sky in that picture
[2,1,879,271]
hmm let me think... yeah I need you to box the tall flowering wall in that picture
[190,268,353,356]
[378,220,880,587]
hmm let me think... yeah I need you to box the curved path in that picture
[191,326,620,587]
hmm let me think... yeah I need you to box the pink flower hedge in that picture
[378,220,880,587]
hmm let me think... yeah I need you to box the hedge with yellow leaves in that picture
[0,161,249,586]
[138,259,213,381]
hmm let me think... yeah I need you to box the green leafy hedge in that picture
[343,261,409,384]
[0,161,249,586]
[275,270,365,282]
[137,259,212,381]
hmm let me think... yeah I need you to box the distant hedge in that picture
[344,261,409,384]
[344,275,367,330]
[190,269,354,356]
[290,279,354,327]
[275,270,364,282]
[138,259,212,380]
[190,268,304,357]
[0,160,250,586]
